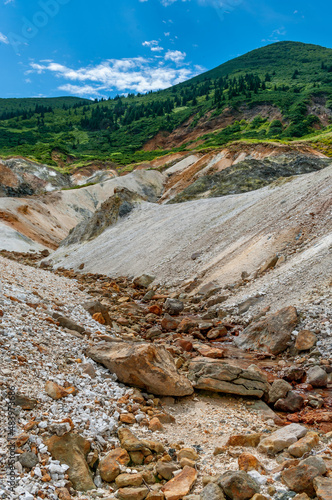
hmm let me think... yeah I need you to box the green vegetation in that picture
[0,41,332,168]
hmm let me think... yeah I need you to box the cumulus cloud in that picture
[0,32,9,44]
[164,49,186,63]
[29,56,198,96]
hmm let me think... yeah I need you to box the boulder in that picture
[306,366,328,387]
[274,391,304,413]
[313,476,332,500]
[87,342,193,396]
[45,432,94,491]
[218,470,260,500]
[162,466,197,500]
[235,306,298,355]
[281,456,326,496]
[161,314,180,331]
[188,359,269,398]
[164,298,184,315]
[258,423,307,455]
[269,379,292,404]
[295,330,317,351]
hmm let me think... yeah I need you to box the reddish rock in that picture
[281,457,327,496]
[161,314,180,331]
[238,453,266,475]
[195,345,225,358]
[149,305,162,316]
[176,339,193,352]
[177,317,198,333]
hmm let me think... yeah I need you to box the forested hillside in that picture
[1,41,332,168]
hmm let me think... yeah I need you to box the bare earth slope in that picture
[50,164,332,312]
[0,170,164,252]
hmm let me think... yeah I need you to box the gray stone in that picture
[164,298,184,315]
[200,482,225,499]
[218,470,260,500]
[188,359,270,398]
[274,391,304,413]
[269,379,292,404]
[133,274,156,288]
[258,423,308,455]
[306,366,328,387]
[19,452,39,469]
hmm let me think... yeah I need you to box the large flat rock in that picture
[87,341,193,397]
[188,358,270,398]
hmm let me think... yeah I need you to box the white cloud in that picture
[29,56,198,96]
[58,84,107,97]
[4,0,15,4]
[0,32,9,44]
[142,40,164,52]
[262,27,286,43]
[164,49,186,63]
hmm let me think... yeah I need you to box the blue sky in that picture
[0,0,331,99]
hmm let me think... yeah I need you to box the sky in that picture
[0,0,331,99]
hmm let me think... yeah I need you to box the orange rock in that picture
[227,434,262,448]
[45,381,77,400]
[162,466,197,500]
[106,448,130,466]
[120,413,136,424]
[99,455,120,482]
[149,305,162,316]
[196,345,225,359]
[238,452,267,475]
[92,312,106,325]
[149,417,164,432]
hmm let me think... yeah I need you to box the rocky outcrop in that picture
[0,158,70,197]
[61,187,146,246]
[86,342,194,396]
[235,306,298,355]
[188,359,270,398]
[169,154,332,203]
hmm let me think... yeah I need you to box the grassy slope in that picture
[0,41,332,169]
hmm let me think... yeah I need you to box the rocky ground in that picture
[0,253,331,500]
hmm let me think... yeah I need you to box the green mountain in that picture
[1,41,332,169]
